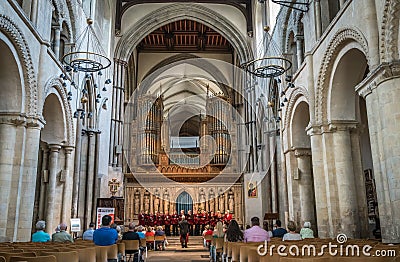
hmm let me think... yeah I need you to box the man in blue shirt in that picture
[93,215,118,246]
[272,219,288,238]
[83,222,96,240]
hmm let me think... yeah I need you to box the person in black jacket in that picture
[179,216,189,248]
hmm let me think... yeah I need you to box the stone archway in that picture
[326,46,371,238]
[176,191,193,215]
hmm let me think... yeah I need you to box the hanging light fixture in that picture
[271,0,310,12]
[61,16,112,130]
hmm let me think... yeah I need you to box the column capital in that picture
[0,113,45,128]
[327,120,358,132]
[63,146,74,154]
[48,144,62,152]
[355,61,400,98]
[293,147,312,157]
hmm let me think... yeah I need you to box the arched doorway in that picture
[176,191,193,215]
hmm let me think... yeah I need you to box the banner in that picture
[96,207,115,229]
[70,218,81,232]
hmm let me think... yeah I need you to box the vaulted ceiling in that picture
[138,19,233,53]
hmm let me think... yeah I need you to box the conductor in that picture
[179,215,189,248]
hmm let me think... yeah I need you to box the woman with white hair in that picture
[300,221,314,239]
[32,220,50,242]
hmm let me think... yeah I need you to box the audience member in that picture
[155,226,166,251]
[211,221,225,261]
[203,225,213,249]
[93,215,118,246]
[282,221,302,241]
[225,220,243,242]
[272,220,288,238]
[122,223,140,240]
[52,223,73,243]
[82,222,96,241]
[300,221,314,239]
[263,221,273,238]
[243,217,270,242]
[32,220,50,243]
[137,226,145,239]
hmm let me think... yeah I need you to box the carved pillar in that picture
[46,144,61,235]
[294,148,316,230]
[61,146,74,223]
[72,111,83,218]
[314,0,322,38]
[150,193,153,214]
[332,122,359,237]
[0,121,17,241]
[140,189,144,213]
[38,145,49,220]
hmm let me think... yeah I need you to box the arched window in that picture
[50,10,58,54]
[59,22,70,60]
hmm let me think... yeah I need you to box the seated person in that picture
[145,226,155,250]
[203,225,213,249]
[122,223,142,261]
[300,221,314,239]
[82,222,96,241]
[52,223,74,243]
[272,219,288,238]
[282,221,302,241]
[137,226,145,239]
[32,220,50,243]
[244,217,270,242]
[155,226,166,251]
[93,215,118,246]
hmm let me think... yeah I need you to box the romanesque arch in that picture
[114,3,252,63]
[316,27,369,124]
[0,14,37,116]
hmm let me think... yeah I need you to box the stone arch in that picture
[0,33,24,113]
[380,0,400,62]
[0,15,37,116]
[290,99,311,148]
[283,86,309,132]
[115,3,252,63]
[316,27,369,124]
[44,77,75,146]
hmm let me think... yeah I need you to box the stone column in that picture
[356,66,400,243]
[295,35,304,66]
[0,121,17,241]
[332,123,359,237]
[53,26,61,59]
[295,148,316,228]
[307,126,328,237]
[86,131,96,228]
[46,144,61,234]
[16,120,42,241]
[72,113,83,218]
[314,0,322,39]
[61,146,74,223]
[39,145,49,220]
[269,132,278,213]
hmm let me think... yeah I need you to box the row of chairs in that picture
[210,238,400,262]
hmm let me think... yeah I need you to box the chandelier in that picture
[61,18,112,129]
[271,0,310,12]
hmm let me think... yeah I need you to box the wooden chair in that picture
[107,244,118,261]
[214,238,225,261]
[95,246,109,262]
[9,255,56,262]
[41,251,78,262]
[117,242,126,261]
[204,235,213,249]
[0,256,5,262]
[122,240,140,262]
[145,235,155,250]
[247,246,261,262]
[0,252,36,262]
[154,235,166,251]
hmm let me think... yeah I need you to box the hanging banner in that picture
[96,207,115,229]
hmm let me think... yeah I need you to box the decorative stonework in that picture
[114,3,252,63]
[44,77,75,146]
[283,87,309,132]
[316,27,369,124]
[355,61,400,98]
[0,15,38,117]
[380,0,400,62]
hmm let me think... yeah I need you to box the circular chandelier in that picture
[61,18,112,129]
